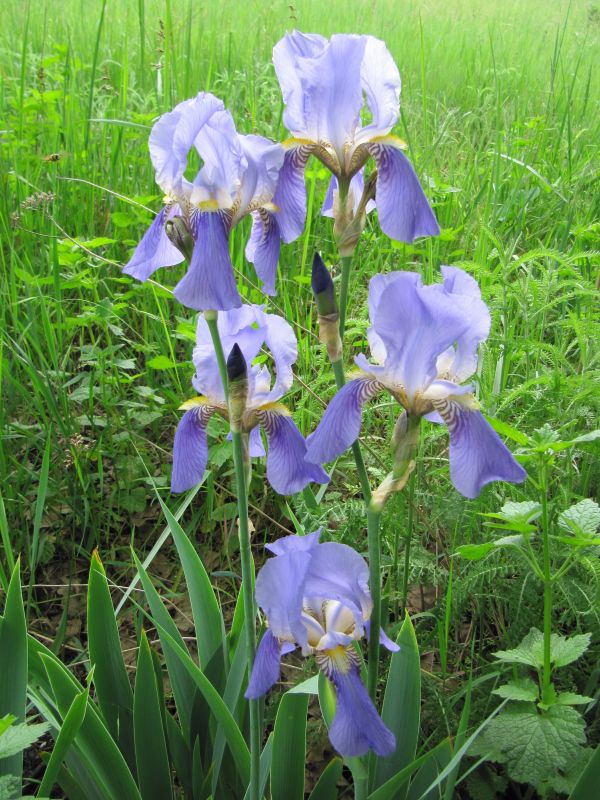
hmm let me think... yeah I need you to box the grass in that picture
[0,0,599,794]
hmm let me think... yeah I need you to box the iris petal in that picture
[271,145,314,242]
[367,141,439,243]
[171,405,215,492]
[123,207,184,282]
[174,211,241,311]
[305,377,381,464]
[436,398,527,498]
[245,629,282,699]
[329,663,396,758]
[260,411,329,495]
[245,210,281,296]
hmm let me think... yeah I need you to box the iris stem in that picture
[366,508,382,700]
[400,470,416,619]
[206,312,260,800]
[539,457,554,706]
[338,255,353,337]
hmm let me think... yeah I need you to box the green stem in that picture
[206,313,260,800]
[367,508,382,700]
[539,457,553,706]
[400,470,416,618]
[338,255,353,338]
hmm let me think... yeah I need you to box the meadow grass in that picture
[0,0,599,791]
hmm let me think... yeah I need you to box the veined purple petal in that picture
[355,37,401,145]
[367,141,439,243]
[303,542,372,625]
[259,411,328,495]
[272,145,313,243]
[329,664,396,757]
[261,313,297,403]
[236,134,285,221]
[321,171,375,219]
[245,629,282,699]
[435,398,527,498]
[248,425,265,457]
[305,377,381,464]
[266,530,322,556]
[273,31,328,136]
[255,549,314,646]
[369,273,473,399]
[123,207,184,282]
[245,210,281,296]
[174,211,241,311]
[171,405,215,492]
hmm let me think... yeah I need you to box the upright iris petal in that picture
[122,92,289,310]
[306,267,526,498]
[272,31,439,245]
[245,532,397,758]
[171,305,327,495]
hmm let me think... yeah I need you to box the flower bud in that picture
[312,253,342,363]
[165,215,195,262]
[227,343,248,431]
[371,413,420,512]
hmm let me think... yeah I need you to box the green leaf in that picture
[454,542,495,561]
[406,739,452,800]
[559,500,600,537]
[484,416,529,446]
[146,356,177,370]
[569,745,600,799]
[156,495,227,687]
[271,693,308,800]
[0,716,15,737]
[0,776,20,800]
[87,553,135,771]
[486,500,541,525]
[367,740,452,800]
[133,631,173,800]
[308,758,342,800]
[373,614,421,793]
[288,675,320,694]
[0,563,27,788]
[493,628,591,669]
[37,686,89,798]
[0,721,49,759]
[476,703,586,785]
[556,692,594,706]
[492,678,539,702]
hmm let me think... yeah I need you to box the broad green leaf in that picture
[133,632,173,800]
[156,495,227,687]
[454,543,495,561]
[146,355,177,370]
[496,501,541,524]
[373,614,421,793]
[550,632,591,667]
[271,693,308,800]
[87,553,135,771]
[559,499,600,537]
[0,716,15,737]
[0,721,49,759]
[485,416,528,445]
[570,745,600,799]
[556,692,594,706]
[308,758,342,799]
[288,674,320,694]
[38,652,141,800]
[493,628,590,668]
[0,776,20,799]
[0,563,27,789]
[492,678,538,702]
[37,687,89,798]
[475,703,586,785]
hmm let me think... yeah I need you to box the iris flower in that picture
[123,91,286,311]
[271,32,440,248]
[305,267,527,499]
[245,531,397,757]
[171,304,327,495]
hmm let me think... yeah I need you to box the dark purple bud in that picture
[226,343,247,382]
[312,252,338,317]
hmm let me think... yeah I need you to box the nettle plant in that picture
[2,30,596,800]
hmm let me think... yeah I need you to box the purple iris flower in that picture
[171,304,328,495]
[123,92,286,311]
[245,531,398,758]
[271,32,439,245]
[305,267,527,499]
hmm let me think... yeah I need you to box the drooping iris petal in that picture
[438,266,491,382]
[255,549,314,647]
[245,629,282,699]
[261,313,298,404]
[171,404,215,492]
[259,411,328,495]
[174,211,241,311]
[273,31,328,136]
[365,621,400,652]
[354,36,401,145]
[305,377,381,464]
[123,207,184,281]
[271,145,314,242]
[321,171,375,219]
[245,210,281,295]
[367,141,439,243]
[248,425,265,457]
[435,398,527,498]
[302,542,373,627]
[369,273,472,398]
[266,530,322,556]
[329,664,396,758]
